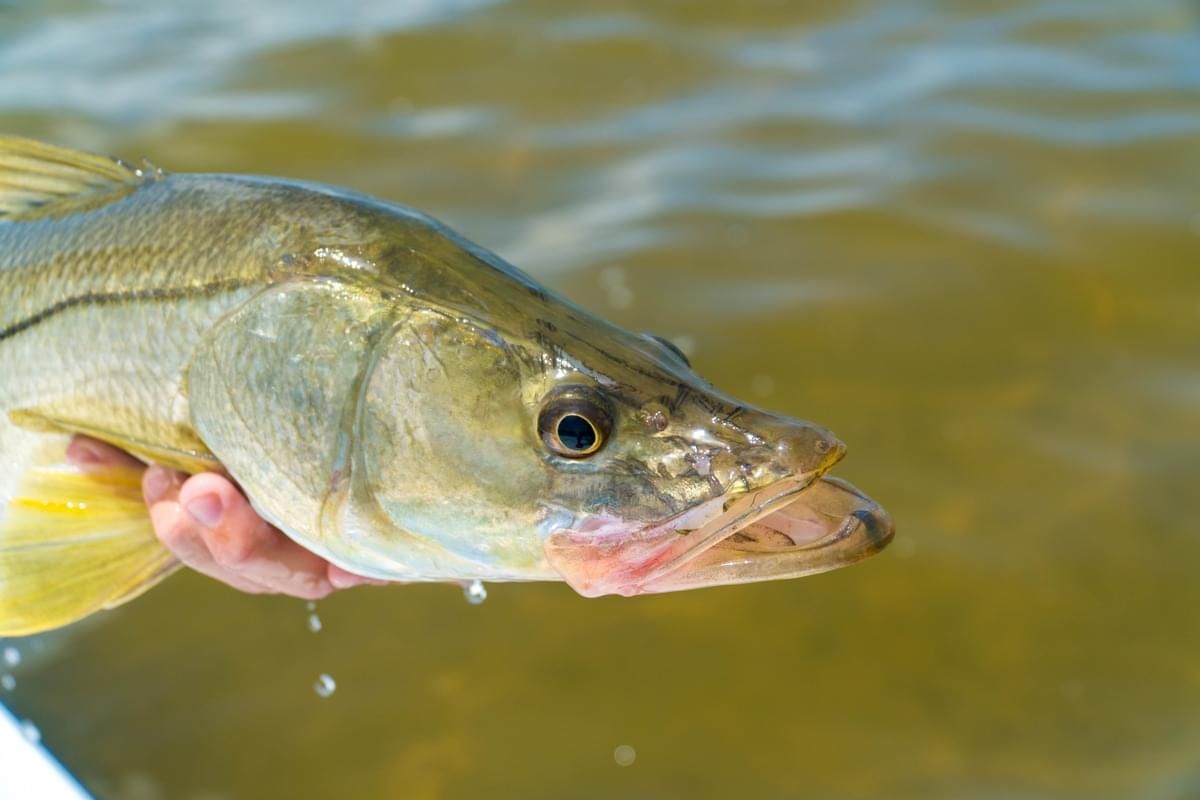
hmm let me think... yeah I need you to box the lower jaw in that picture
[545,475,893,597]
[637,476,893,594]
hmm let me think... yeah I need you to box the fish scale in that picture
[0,136,891,635]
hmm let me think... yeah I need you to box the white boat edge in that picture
[0,701,93,800]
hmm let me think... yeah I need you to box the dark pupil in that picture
[557,414,597,451]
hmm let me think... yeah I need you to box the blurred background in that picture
[1,0,1199,798]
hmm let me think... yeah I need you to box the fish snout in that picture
[734,415,845,483]
[773,424,845,476]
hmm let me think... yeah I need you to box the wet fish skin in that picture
[0,138,890,632]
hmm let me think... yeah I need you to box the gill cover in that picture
[188,279,552,581]
[187,278,385,566]
[349,308,554,579]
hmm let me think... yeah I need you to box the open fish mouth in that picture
[544,475,894,597]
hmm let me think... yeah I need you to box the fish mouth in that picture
[544,474,894,597]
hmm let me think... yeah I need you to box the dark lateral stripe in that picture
[0,278,258,343]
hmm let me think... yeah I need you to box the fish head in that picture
[350,281,892,594]
[518,326,894,596]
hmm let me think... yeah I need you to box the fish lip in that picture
[636,476,816,582]
[543,470,824,597]
[639,475,894,594]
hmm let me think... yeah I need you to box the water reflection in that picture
[1,0,1198,798]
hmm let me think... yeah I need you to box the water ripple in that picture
[0,0,503,121]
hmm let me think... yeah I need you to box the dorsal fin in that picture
[0,136,154,219]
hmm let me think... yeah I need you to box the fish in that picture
[0,136,893,636]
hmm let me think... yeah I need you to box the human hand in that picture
[65,435,385,599]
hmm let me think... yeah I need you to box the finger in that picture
[143,466,274,595]
[178,473,335,601]
[66,435,145,472]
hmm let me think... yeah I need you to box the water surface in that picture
[1,1,1199,798]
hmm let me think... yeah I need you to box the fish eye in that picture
[538,387,612,458]
[556,414,599,452]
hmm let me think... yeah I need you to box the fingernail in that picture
[144,467,175,504]
[185,493,224,528]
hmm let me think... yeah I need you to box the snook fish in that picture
[0,137,892,636]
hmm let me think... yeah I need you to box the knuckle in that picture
[209,527,258,569]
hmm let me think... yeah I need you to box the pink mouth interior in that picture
[544,474,891,597]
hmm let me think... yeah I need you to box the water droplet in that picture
[3,646,20,668]
[613,744,636,767]
[305,601,317,611]
[1,674,14,691]
[307,613,323,634]
[313,674,336,698]
[20,719,40,744]
[464,580,488,605]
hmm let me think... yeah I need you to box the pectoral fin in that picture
[8,408,219,474]
[0,462,178,637]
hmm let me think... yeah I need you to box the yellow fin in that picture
[9,408,219,474]
[0,464,178,637]
[0,136,152,219]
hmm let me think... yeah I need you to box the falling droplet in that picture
[464,580,487,605]
[307,613,323,633]
[313,674,336,698]
[20,719,40,744]
[613,744,636,767]
[1,674,14,691]
[305,601,317,611]
[2,646,19,667]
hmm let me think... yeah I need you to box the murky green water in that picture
[2,1,1199,797]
